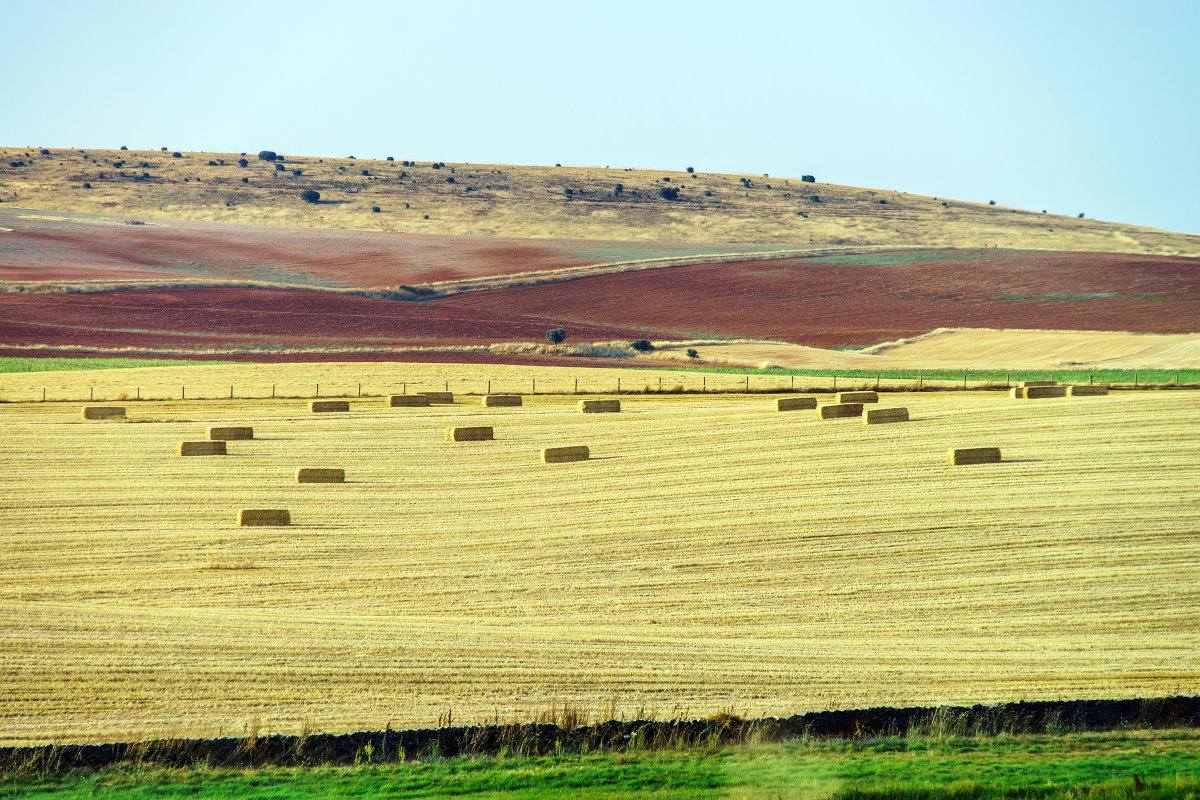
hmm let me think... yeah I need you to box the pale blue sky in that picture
[5,1,1198,234]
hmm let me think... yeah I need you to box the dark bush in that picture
[120,145,128,150]
[292,169,303,176]
[241,177,248,183]
[276,163,285,171]
[301,189,320,203]
[8,161,24,167]
[662,177,670,182]
[445,176,455,184]
[238,158,248,167]
[362,169,369,176]
[172,152,182,158]
[879,199,887,204]
[546,328,566,344]
[82,182,91,189]
[703,190,712,196]
[989,200,996,205]
[809,195,821,203]
[801,175,815,182]
[39,148,49,155]
[659,186,679,200]
[207,160,217,166]
[423,214,429,219]
[686,348,699,358]
[563,187,573,197]
[431,162,442,169]
[258,150,277,161]
[386,156,394,161]
[686,166,694,173]
[630,339,654,352]
[1078,212,1085,218]
[555,163,561,167]
[371,206,381,213]
[160,147,168,151]
[613,183,623,197]
[142,172,149,178]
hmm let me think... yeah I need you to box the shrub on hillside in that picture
[659,186,679,200]
[172,152,182,158]
[258,150,277,161]
[301,189,320,203]
[371,206,381,213]
[630,339,654,352]
[686,348,699,358]
[120,145,128,150]
[238,158,248,167]
[686,166,694,173]
[801,175,815,182]
[546,329,567,344]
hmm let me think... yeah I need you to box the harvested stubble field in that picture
[0,364,1197,746]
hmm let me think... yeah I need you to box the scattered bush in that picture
[686,166,694,173]
[120,145,128,150]
[241,177,248,183]
[292,169,303,176]
[989,200,996,205]
[659,186,679,200]
[810,195,821,203]
[82,182,91,189]
[139,161,150,168]
[686,348,699,358]
[630,339,654,352]
[362,169,369,175]
[563,187,573,197]
[371,206,381,213]
[276,163,285,171]
[238,158,248,167]
[703,190,712,196]
[386,156,394,161]
[39,148,49,155]
[546,328,567,344]
[172,151,182,158]
[207,160,217,166]
[258,150,277,161]
[446,176,455,183]
[8,161,24,168]
[613,183,623,197]
[160,147,168,151]
[801,174,815,182]
[662,177,670,182]
[1078,212,1085,218]
[879,199,887,204]
[555,163,561,167]
[422,214,429,219]
[301,189,320,203]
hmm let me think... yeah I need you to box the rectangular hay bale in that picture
[238,509,290,526]
[836,391,878,404]
[1019,380,1058,388]
[1025,385,1068,399]
[296,467,345,483]
[579,399,621,413]
[310,400,350,413]
[388,394,430,407]
[1067,385,1109,396]
[418,392,454,404]
[445,426,494,442]
[864,407,909,424]
[1010,387,1027,399]
[816,402,864,419]
[81,406,125,420]
[179,440,227,456]
[483,394,523,407]
[208,426,253,440]
[947,447,1002,465]
[775,397,817,411]
[542,445,590,463]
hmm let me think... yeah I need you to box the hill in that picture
[3,146,1198,254]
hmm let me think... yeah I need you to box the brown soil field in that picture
[1,369,1196,744]
[0,288,662,352]
[436,250,1200,347]
[3,147,1198,254]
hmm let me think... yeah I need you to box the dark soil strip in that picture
[4,696,1197,774]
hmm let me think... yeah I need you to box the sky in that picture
[5,0,1198,234]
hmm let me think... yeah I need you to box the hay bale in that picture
[1068,385,1109,396]
[947,447,1002,465]
[81,406,125,420]
[310,400,349,413]
[579,399,621,413]
[418,392,454,404]
[238,509,290,526]
[207,426,253,440]
[542,445,590,463]
[296,467,345,483]
[445,426,493,442]
[1010,387,1027,399]
[1019,380,1058,388]
[388,394,430,407]
[836,391,878,404]
[179,440,226,456]
[816,403,864,419]
[864,407,909,424]
[1025,385,1068,399]
[775,397,817,411]
[483,394,523,407]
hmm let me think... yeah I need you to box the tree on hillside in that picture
[630,339,654,352]
[258,150,278,161]
[546,328,567,344]
[301,189,321,204]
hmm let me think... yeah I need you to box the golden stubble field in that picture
[1,363,1198,745]
[3,146,1197,253]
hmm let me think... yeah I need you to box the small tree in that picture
[686,348,699,359]
[238,158,248,167]
[546,328,567,344]
[258,150,277,161]
[686,166,694,173]
[630,339,654,352]
[659,186,679,200]
[801,175,815,182]
[301,189,320,203]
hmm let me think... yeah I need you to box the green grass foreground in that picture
[6,730,1198,799]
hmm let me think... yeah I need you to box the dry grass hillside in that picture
[3,146,1197,255]
[1,362,1196,744]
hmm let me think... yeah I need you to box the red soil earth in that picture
[436,250,1200,347]
[0,288,659,351]
[0,209,732,287]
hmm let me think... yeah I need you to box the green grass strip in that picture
[0,357,236,374]
[6,730,1198,799]
[645,364,1200,385]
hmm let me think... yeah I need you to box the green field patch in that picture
[807,249,995,267]
[640,364,1200,386]
[0,356,236,373]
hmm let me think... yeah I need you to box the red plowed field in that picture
[435,250,1200,346]
[0,288,652,351]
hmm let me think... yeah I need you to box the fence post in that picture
[791,376,794,389]
[574,378,578,393]
[230,385,234,399]
[89,386,94,400]
[617,377,621,392]
[137,387,140,400]
[1134,371,1138,388]
[181,385,185,400]
[445,380,449,392]
[875,373,880,390]
[487,380,491,394]
[1088,374,1092,386]
[42,387,46,402]
[702,376,705,391]
[745,376,749,392]
[315,384,319,398]
[962,371,967,389]
[532,378,536,393]
[272,384,276,398]
[1006,373,1010,389]
[833,376,837,391]
[358,382,361,397]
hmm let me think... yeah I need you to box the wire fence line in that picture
[0,371,1151,404]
